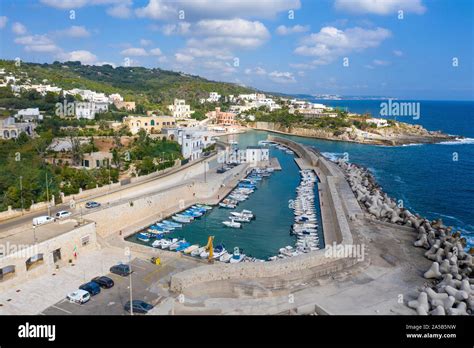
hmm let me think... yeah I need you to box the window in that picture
[81,235,90,246]
[0,265,15,281]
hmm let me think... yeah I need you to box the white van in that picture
[32,215,55,226]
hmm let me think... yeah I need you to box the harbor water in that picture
[126,141,323,260]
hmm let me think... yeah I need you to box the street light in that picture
[19,176,24,215]
[129,251,133,316]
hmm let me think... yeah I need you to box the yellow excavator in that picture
[205,236,214,263]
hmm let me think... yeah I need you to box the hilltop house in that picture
[206,107,237,126]
[123,115,176,135]
[168,99,194,119]
[15,108,42,122]
[0,117,35,140]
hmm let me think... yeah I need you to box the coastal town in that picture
[0,60,470,321]
[0,0,472,346]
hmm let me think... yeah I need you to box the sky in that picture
[0,0,473,100]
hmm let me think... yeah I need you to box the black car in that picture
[91,276,114,289]
[109,264,131,276]
[124,300,154,314]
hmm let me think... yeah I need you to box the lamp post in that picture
[19,176,24,215]
[129,252,133,316]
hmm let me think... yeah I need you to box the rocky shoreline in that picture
[248,122,458,146]
[335,158,473,316]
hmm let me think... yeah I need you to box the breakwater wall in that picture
[170,137,360,294]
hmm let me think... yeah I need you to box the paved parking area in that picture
[40,257,175,315]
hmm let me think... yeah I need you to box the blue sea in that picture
[294,99,474,248]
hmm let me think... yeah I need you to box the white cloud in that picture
[58,50,98,64]
[120,47,149,56]
[189,18,270,50]
[269,71,296,83]
[393,49,403,57]
[15,35,60,53]
[12,22,27,35]
[202,60,236,75]
[135,0,300,20]
[149,48,162,56]
[295,26,391,65]
[107,3,133,18]
[140,39,152,46]
[334,0,426,15]
[245,67,267,75]
[161,22,191,36]
[56,25,90,38]
[373,59,390,66]
[276,24,309,35]
[0,16,8,29]
[175,53,194,63]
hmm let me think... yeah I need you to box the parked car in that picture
[32,215,54,226]
[124,300,154,314]
[109,264,131,276]
[79,281,101,296]
[91,276,114,289]
[85,201,101,209]
[55,210,72,219]
[66,289,91,304]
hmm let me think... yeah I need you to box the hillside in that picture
[0,60,256,105]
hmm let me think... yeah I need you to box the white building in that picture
[207,92,221,103]
[163,127,214,161]
[168,99,194,119]
[0,117,35,139]
[108,93,123,103]
[15,108,42,121]
[241,146,269,164]
[366,118,389,128]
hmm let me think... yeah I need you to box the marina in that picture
[126,136,325,260]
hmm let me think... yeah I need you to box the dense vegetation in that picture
[0,60,255,108]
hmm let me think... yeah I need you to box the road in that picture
[0,154,219,234]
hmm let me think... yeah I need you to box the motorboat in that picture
[191,246,206,257]
[137,235,150,243]
[175,213,194,220]
[175,242,191,252]
[195,204,213,210]
[219,202,237,209]
[152,239,163,248]
[172,215,192,223]
[230,211,254,220]
[219,252,232,263]
[169,239,186,251]
[183,245,200,254]
[223,220,241,228]
[229,247,245,263]
[162,220,182,228]
[160,238,178,249]
[232,216,251,223]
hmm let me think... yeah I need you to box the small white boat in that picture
[152,239,163,248]
[219,203,237,209]
[169,239,185,251]
[219,252,232,263]
[223,220,241,228]
[160,238,178,249]
[172,215,192,223]
[232,216,251,223]
[191,246,206,257]
[183,245,199,254]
